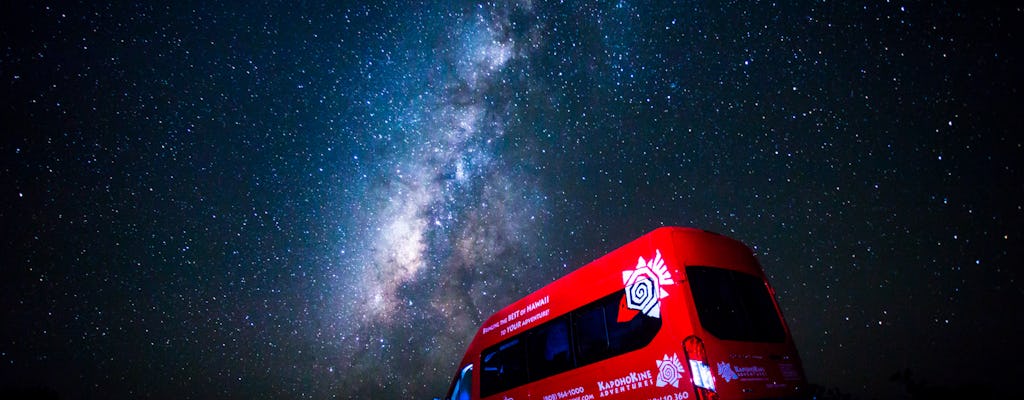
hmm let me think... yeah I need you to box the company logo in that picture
[656,353,686,388]
[621,249,674,318]
[717,362,767,382]
[597,370,654,397]
[717,362,738,383]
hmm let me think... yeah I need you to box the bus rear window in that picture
[686,266,786,342]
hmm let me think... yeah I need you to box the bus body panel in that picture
[443,227,806,400]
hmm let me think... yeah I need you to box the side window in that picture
[573,301,610,364]
[480,337,527,397]
[526,316,573,381]
[573,291,661,367]
[479,290,663,396]
[447,364,473,400]
[606,296,661,354]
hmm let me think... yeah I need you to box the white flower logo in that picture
[621,249,673,318]
[656,353,686,388]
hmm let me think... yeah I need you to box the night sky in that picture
[2,1,1021,399]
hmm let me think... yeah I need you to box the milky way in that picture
[351,3,528,319]
[1,1,1021,399]
[325,2,551,396]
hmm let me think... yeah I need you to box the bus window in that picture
[606,296,661,354]
[573,302,609,365]
[480,337,527,397]
[526,316,573,380]
[573,291,661,367]
[479,290,664,396]
[686,266,786,342]
[447,364,473,400]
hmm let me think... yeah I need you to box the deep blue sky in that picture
[2,1,1021,399]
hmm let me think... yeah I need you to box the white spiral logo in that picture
[660,362,679,380]
[656,353,685,388]
[621,249,674,319]
[625,268,659,316]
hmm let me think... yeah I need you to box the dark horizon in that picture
[2,1,1021,399]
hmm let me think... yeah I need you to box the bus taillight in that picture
[683,336,719,400]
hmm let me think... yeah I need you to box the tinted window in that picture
[526,317,573,380]
[607,295,662,353]
[480,338,527,397]
[572,303,608,364]
[686,266,786,342]
[479,290,662,397]
[574,291,661,366]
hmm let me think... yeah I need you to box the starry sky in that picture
[1,1,1021,399]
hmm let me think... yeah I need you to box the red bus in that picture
[442,227,807,400]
